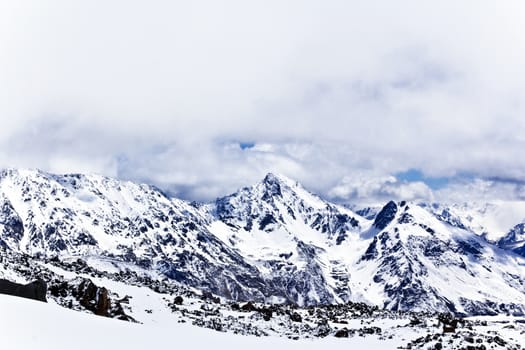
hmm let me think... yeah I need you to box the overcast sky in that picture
[1,0,525,204]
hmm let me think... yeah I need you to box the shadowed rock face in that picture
[74,279,110,317]
[0,279,47,302]
[373,201,398,230]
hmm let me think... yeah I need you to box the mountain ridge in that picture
[1,168,525,315]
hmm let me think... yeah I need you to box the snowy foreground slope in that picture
[1,168,525,315]
[2,291,525,350]
[1,294,366,350]
[0,294,420,350]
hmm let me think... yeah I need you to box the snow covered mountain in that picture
[421,201,525,243]
[0,168,266,302]
[2,168,525,315]
[208,173,368,305]
[498,222,525,256]
[357,201,525,314]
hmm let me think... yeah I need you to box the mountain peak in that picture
[262,172,295,186]
[263,172,279,182]
[261,173,285,200]
[259,173,301,199]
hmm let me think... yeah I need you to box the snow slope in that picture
[0,294,409,350]
[2,293,524,350]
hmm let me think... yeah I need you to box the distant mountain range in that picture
[1,168,525,315]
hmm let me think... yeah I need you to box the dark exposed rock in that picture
[410,317,423,326]
[398,212,414,224]
[73,278,110,316]
[373,201,397,230]
[48,276,134,321]
[201,291,220,303]
[241,301,257,312]
[0,200,24,245]
[290,312,302,322]
[360,326,381,335]
[334,328,349,338]
[314,319,332,338]
[455,240,483,258]
[361,237,379,261]
[259,307,273,321]
[465,336,475,343]
[259,214,277,231]
[262,173,283,200]
[0,278,47,302]
[493,336,506,347]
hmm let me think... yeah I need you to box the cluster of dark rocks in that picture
[165,296,409,340]
[0,248,135,321]
[48,277,134,321]
[404,331,521,350]
[333,326,382,338]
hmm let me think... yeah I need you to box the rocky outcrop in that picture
[372,201,398,230]
[0,278,47,302]
[73,279,110,316]
[48,277,134,321]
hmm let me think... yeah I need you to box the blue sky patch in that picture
[239,142,255,150]
[396,169,450,190]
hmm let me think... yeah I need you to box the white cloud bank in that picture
[1,1,525,202]
[328,174,434,206]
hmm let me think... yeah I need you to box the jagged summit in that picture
[214,172,365,237]
[257,172,311,200]
[260,172,304,191]
[262,172,291,185]
[260,173,285,199]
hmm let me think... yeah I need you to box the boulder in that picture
[72,279,110,316]
[290,312,302,322]
[334,328,349,338]
[0,278,47,302]
[241,301,257,312]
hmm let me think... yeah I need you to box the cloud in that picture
[435,178,525,204]
[328,174,434,206]
[1,1,525,202]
